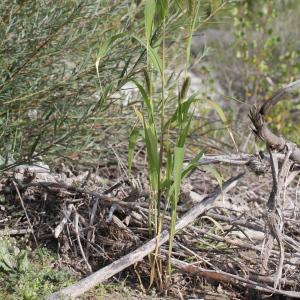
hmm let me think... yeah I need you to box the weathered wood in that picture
[0,228,33,236]
[249,79,300,164]
[48,173,244,300]
[171,257,300,298]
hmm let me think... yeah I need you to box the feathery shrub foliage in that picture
[0,1,152,170]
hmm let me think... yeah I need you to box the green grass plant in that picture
[121,0,230,286]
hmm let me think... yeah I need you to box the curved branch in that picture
[259,79,300,116]
[249,80,300,164]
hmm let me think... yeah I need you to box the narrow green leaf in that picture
[146,124,159,169]
[177,115,192,147]
[96,33,126,80]
[131,79,154,124]
[117,57,132,86]
[161,142,173,191]
[97,33,126,61]
[203,165,223,188]
[28,132,43,159]
[144,0,156,43]
[132,36,163,75]
[186,0,200,68]
[133,106,144,125]
[128,128,140,173]
[206,99,227,123]
[168,146,185,273]
[174,0,184,10]
[165,142,173,184]
[144,123,159,191]
[173,146,185,208]
[143,69,152,95]
[134,106,159,192]
[164,93,198,130]
[181,151,203,179]
[156,0,169,20]
[161,178,173,191]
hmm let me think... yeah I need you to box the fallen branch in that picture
[0,228,33,236]
[48,173,244,300]
[197,153,253,165]
[171,257,300,298]
[196,152,298,176]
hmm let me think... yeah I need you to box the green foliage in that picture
[0,239,73,299]
[0,0,149,171]
[231,0,300,141]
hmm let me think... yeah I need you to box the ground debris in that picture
[0,157,299,299]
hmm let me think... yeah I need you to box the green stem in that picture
[157,18,166,234]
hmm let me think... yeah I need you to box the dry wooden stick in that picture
[48,173,244,300]
[54,204,74,238]
[74,212,92,273]
[86,199,99,259]
[262,144,294,288]
[170,258,300,298]
[12,180,38,246]
[0,228,33,236]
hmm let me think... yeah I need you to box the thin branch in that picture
[171,258,300,298]
[12,180,38,246]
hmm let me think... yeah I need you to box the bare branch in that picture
[249,80,300,164]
